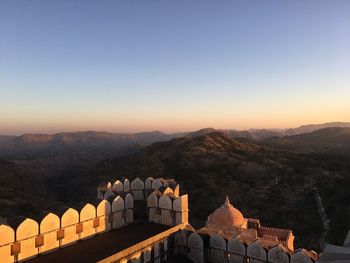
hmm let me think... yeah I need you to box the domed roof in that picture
[208,197,244,227]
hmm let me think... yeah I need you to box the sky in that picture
[1,0,350,135]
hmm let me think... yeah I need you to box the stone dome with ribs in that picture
[208,196,244,227]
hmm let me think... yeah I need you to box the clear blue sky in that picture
[1,0,349,134]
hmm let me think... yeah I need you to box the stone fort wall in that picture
[175,230,319,263]
[0,176,319,263]
[0,177,188,263]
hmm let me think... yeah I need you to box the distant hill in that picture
[262,127,350,154]
[225,122,350,140]
[1,122,349,158]
[184,127,217,138]
[284,122,350,136]
[13,130,180,145]
[0,131,182,159]
[95,131,350,250]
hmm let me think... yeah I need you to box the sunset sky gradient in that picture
[1,0,349,134]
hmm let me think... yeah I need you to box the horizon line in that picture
[1,120,349,136]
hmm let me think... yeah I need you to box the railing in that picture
[97,223,187,263]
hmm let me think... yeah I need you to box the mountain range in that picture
[1,122,349,159]
[0,131,184,159]
[262,127,350,154]
[226,121,350,140]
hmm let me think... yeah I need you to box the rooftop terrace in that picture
[28,222,170,263]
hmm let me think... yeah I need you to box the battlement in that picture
[0,176,320,263]
[176,229,318,263]
[97,177,180,201]
[0,177,188,263]
[0,200,113,262]
[97,177,188,227]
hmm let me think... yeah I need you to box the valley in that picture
[1,124,350,252]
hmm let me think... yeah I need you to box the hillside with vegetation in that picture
[1,126,349,252]
[262,127,350,154]
[94,131,350,251]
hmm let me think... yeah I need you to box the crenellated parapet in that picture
[97,177,187,228]
[172,196,319,263]
[97,177,180,201]
[147,189,188,226]
[0,192,135,263]
[107,192,134,227]
[174,229,318,263]
[1,178,320,263]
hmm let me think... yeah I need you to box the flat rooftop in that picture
[28,222,170,263]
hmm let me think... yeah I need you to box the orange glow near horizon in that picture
[1,0,350,136]
[1,108,349,135]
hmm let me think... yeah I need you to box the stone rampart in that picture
[0,194,134,263]
[177,229,318,263]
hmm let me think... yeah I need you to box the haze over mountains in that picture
[1,122,349,159]
[262,127,350,154]
[227,121,350,140]
[0,131,183,159]
[0,121,350,252]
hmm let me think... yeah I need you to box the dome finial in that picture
[224,195,231,207]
